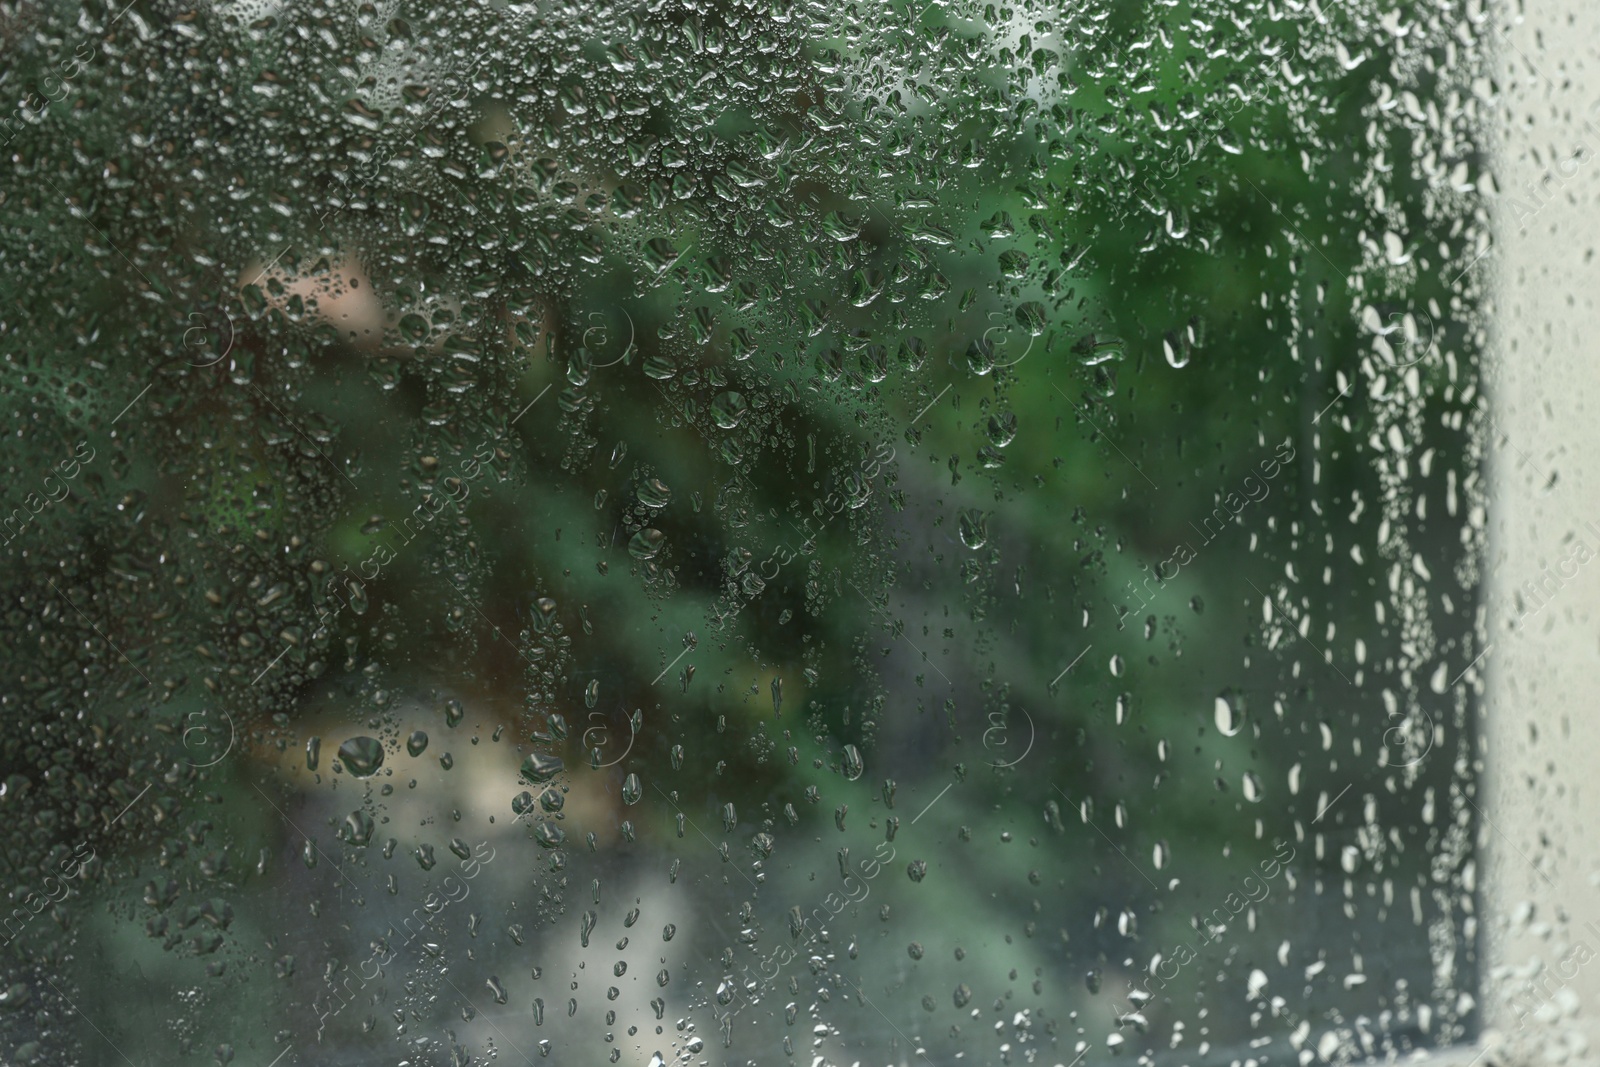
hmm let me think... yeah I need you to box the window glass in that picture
[0,0,1490,1065]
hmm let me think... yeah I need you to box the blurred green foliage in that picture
[0,0,1483,1063]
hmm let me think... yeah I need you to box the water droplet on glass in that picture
[341,810,375,846]
[986,412,1018,447]
[957,508,990,549]
[637,478,672,508]
[1163,332,1192,368]
[965,336,995,375]
[1215,692,1244,736]
[398,313,429,343]
[521,752,565,783]
[337,736,385,777]
[643,353,677,380]
[628,529,665,560]
[710,391,748,429]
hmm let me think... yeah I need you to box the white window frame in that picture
[1426,2,1598,1064]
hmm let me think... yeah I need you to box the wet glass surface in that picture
[0,0,1507,1064]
